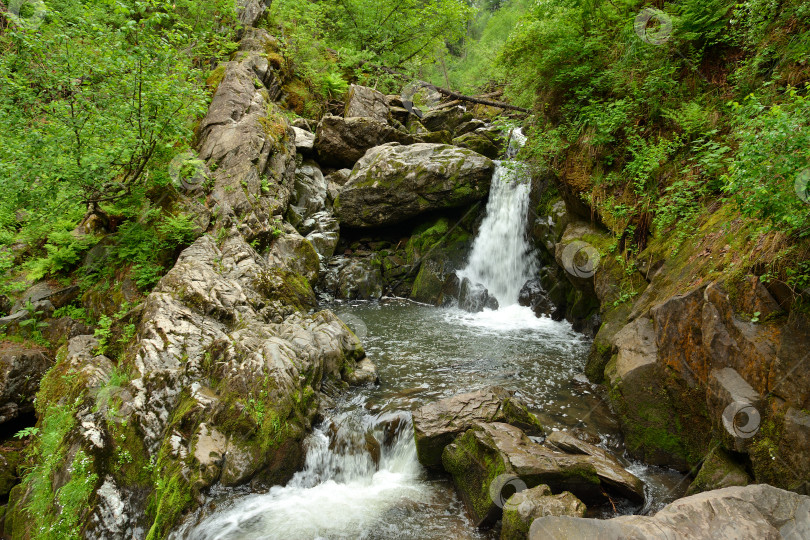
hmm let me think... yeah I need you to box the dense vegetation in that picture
[1,0,808,317]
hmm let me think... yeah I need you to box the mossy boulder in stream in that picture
[441,422,643,527]
[500,484,586,540]
[412,386,544,470]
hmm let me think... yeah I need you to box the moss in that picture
[205,64,227,94]
[253,268,316,311]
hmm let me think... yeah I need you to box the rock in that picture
[335,143,494,228]
[686,447,751,496]
[518,279,553,317]
[501,485,586,540]
[707,367,764,452]
[457,277,498,312]
[420,106,468,133]
[343,358,379,386]
[314,115,415,169]
[416,130,453,144]
[287,161,328,226]
[343,84,389,124]
[12,282,80,312]
[532,200,571,257]
[197,38,295,243]
[452,131,502,159]
[456,119,488,137]
[0,345,52,424]
[529,484,810,539]
[545,431,645,501]
[442,422,642,527]
[412,386,544,469]
[605,316,692,470]
[303,211,340,260]
[388,106,410,125]
[321,258,384,300]
[324,168,352,187]
[237,0,271,27]
[266,230,321,285]
[291,126,315,155]
[0,440,24,498]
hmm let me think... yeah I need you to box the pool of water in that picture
[174,299,687,539]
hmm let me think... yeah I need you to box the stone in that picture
[304,211,340,260]
[343,358,379,386]
[321,258,384,300]
[686,447,750,496]
[265,230,321,285]
[420,106,468,133]
[442,422,643,527]
[545,431,645,500]
[412,386,544,469]
[457,277,498,312]
[237,0,271,27]
[314,115,415,169]
[529,484,810,540]
[452,131,502,159]
[12,282,80,312]
[197,40,295,243]
[0,345,52,424]
[518,278,553,318]
[291,126,315,155]
[287,161,328,225]
[335,143,494,228]
[501,485,586,540]
[343,84,389,124]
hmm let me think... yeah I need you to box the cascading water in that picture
[457,129,537,306]
[175,127,686,539]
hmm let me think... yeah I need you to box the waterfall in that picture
[458,129,536,306]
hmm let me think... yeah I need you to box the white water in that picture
[457,130,537,306]
[181,403,437,540]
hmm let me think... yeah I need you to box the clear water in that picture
[175,301,687,539]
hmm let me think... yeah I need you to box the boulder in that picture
[442,422,643,527]
[686,447,751,496]
[545,431,645,500]
[303,211,340,260]
[12,281,80,312]
[0,345,52,424]
[343,84,389,124]
[265,229,321,286]
[452,131,503,159]
[321,258,384,300]
[314,115,414,169]
[335,143,494,228]
[413,386,543,469]
[291,126,315,155]
[287,161,328,227]
[420,106,468,133]
[518,279,553,317]
[529,484,810,539]
[458,277,499,312]
[501,485,586,540]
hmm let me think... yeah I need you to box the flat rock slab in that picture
[335,142,493,228]
[413,386,543,469]
[501,484,586,540]
[530,484,810,539]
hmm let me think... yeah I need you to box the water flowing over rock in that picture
[335,142,494,228]
[529,484,810,539]
[458,156,537,306]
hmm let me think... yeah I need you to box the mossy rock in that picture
[253,268,316,311]
[686,447,751,496]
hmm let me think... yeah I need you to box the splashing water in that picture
[458,130,537,305]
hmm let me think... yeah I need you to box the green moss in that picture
[205,65,227,93]
[253,268,316,311]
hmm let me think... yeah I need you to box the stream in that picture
[173,133,687,539]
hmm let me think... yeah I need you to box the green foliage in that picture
[722,87,810,236]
